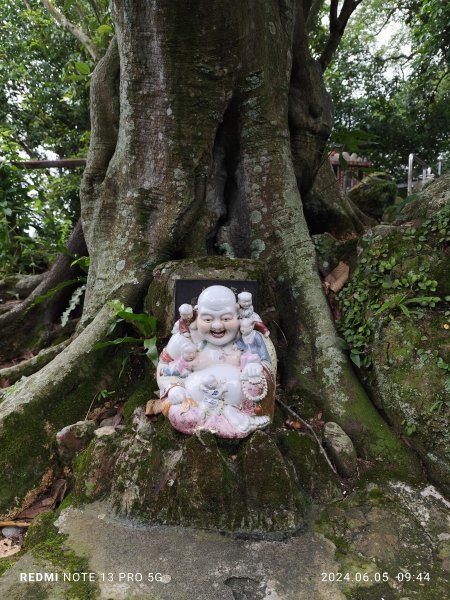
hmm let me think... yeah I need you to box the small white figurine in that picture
[200,374,227,405]
[235,318,271,365]
[237,291,270,337]
[162,340,197,377]
[171,303,197,336]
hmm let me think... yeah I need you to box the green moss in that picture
[123,373,157,425]
[25,511,98,599]
[72,441,95,484]
[278,431,341,502]
[0,348,130,515]
[152,416,178,450]
[165,431,242,530]
[368,311,450,492]
[72,435,119,504]
[313,509,351,558]
[343,583,393,600]
[0,558,15,577]
[238,430,307,531]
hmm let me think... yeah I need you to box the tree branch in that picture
[320,0,363,70]
[40,0,99,62]
[12,158,86,169]
[372,7,397,38]
[86,0,102,25]
[306,0,326,33]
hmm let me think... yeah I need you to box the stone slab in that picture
[0,502,345,600]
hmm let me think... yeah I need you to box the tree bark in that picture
[0,0,421,512]
[81,0,414,465]
[302,156,374,235]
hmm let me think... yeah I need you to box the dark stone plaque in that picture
[174,279,258,318]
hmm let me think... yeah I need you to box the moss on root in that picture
[122,370,157,425]
[0,346,127,516]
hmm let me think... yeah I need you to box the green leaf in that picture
[335,336,349,350]
[108,299,125,313]
[399,303,410,317]
[143,337,158,367]
[70,255,90,272]
[96,24,113,36]
[28,278,86,309]
[350,352,361,368]
[115,310,157,337]
[74,61,91,76]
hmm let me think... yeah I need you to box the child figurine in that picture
[171,303,197,337]
[162,341,197,377]
[199,374,227,409]
[235,318,271,365]
[237,291,270,337]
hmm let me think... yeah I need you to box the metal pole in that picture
[407,153,414,195]
[438,160,442,176]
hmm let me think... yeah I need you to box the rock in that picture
[323,422,357,477]
[302,158,367,235]
[73,435,120,503]
[348,172,397,220]
[1,526,23,538]
[55,420,96,465]
[396,172,450,223]
[312,232,358,274]
[99,416,116,427]
[238,430,307,531]
[369,314,450,495]
[94,426,117,438]
[73,414,308,532]
[345,208,450,492]
[278,431,342,502]
[131,406,153,441]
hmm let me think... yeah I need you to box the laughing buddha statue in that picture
[157,285,276,438]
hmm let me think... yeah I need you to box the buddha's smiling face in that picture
[196,286,240,346]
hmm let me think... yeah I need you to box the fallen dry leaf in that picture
[111,412,124,426]
[0,538,21,558]
[146,399,164,416]
[19,468,54,514]
[310,411,325,430]
[285,419,303,431]
[324,261,350,294]
[16,479,67,520]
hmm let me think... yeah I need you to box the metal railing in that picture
[407,153,442,195]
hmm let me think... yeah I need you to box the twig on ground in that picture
[276,396,345,490]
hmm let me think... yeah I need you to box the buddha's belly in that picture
[184,364,242,406]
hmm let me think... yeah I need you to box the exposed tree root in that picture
[0,272,46,301]
[302,158,374,235]
[0,304,129,514]
[0,220,87,359]
[0,340,71,385]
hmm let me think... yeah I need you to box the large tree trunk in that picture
[77,0,410,462]
[0,0,420,514]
